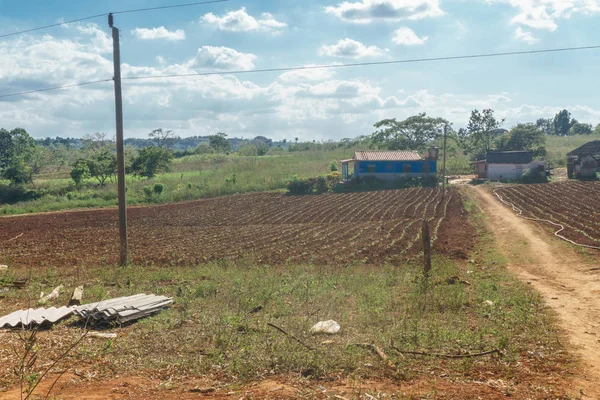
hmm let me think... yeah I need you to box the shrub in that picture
[143,186,153,199]
[326,172,342,190]
[315,176,328,194]
[286,176,313,194]
[153,183,164,196]
[329,160,339,172]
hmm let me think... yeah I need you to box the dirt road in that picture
[471,185,600,398]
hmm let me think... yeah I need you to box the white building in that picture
[472,151,546,181]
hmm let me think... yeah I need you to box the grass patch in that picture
[1,257,571,389]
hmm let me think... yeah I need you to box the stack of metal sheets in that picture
[73,294,173,324]
[0,306,74,329]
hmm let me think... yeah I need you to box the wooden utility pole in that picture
[109,13,128,266]
[422,219,431,276]
[442,124,448,193]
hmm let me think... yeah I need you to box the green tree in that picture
[370,113,449,150]
[70,159,91,188]
[149,128,179,148]
[208,132,232,153]
[495,123,546,157]
[594,124,600,136]
[0,128,38,184]
[130,146,174,178]
[536,118,554,135]
[86,150,117,185]
[569,122,593,135]
[553,109,573,136]
[458,109,504,157]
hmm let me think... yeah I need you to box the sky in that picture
[1,0,600,141]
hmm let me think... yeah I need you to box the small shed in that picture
[566,140,600,179]
[472,151,546,180]
[341,149,438,181]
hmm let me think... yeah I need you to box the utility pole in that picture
[442,124,448,194]
[109,13,128,266]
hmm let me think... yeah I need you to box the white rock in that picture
[310,320,340,334]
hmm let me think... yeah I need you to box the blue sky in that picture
[1,0,600,140]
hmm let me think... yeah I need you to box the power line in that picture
[0,14,108,39]
[121,44,600,81]
[112,0,228,15]
[0,0,228,39]
[0,79,112,99]
[1,43,599,99]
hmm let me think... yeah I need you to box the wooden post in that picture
[422,219,431,276]
[109,14,128,266]
[442,124,448,194]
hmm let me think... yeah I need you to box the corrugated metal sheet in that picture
[73,294,172,324]
[567,140,600,157]
[0,306,74,329]
[354,151,422,161]
[0,293,173,329]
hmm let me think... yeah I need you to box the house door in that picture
[342,163,349,181]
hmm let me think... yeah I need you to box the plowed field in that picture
[495,181,600,248]
[0,187,472,267]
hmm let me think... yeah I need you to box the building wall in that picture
[355,160,437,180]
[487,161,545,180]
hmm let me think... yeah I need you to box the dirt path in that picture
[471,185,600,398]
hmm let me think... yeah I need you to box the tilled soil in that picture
[0,188,474,268]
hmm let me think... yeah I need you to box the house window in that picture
[367,164,376,173]
[402,164,412,173]
[423,163,431,173]
[386,163,393,171]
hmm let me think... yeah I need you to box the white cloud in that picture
[514,27,540,44]
[187,46,257,70]
[487,0,600,31]
[3,23,600,142]
[200,8,286,33]
[132,26,186,41]
[278,66,337,82]
[67,23,112,54]
[325,0,443,23]
[392,27,428,45]
[319,38,387,59]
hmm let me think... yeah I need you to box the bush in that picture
[286,176,313,194]
[315,176,328,194]
[153,183,164,196]
[329,160,339,172]
[143,186,153,199]
[326,171,342,189]
[287,172,341,195]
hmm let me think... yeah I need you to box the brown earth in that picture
[0,188,473,268]
[471,185,600,399]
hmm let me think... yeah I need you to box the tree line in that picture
[1,107,598,187]
[369,108,599,159]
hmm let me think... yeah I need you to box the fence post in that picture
[422,219,431,276]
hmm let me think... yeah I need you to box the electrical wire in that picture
[0,14,108,39]
[0,79,113,99]
[0,0,228,39]
[112,0,228,15]
[1,43,600,99]
[122,44,600,81]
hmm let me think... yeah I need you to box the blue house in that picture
[341,149,438,181]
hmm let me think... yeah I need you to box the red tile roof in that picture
[354,150,422,161]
